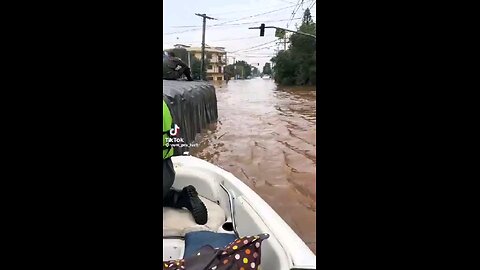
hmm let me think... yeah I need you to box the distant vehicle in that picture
[247,76,252,79]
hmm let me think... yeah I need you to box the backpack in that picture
[163,233,269,270]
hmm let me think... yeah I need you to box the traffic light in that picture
[260,23,265,36]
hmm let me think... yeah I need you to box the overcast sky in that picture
[163,0,316,68]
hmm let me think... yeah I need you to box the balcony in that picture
[208,55,227,65]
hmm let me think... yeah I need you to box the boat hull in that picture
[169,155,316,269]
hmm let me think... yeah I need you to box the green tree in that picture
[271,8,316,86]
[224,64,235,80]
[238,60,253,78]
[262,63,272,75]
[190,56,209,80]
[225,60,255,79]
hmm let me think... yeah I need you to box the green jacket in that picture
[163,99,174,159]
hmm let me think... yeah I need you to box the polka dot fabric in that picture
[163,233,269,270]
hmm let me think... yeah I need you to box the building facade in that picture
[172,44,227,81]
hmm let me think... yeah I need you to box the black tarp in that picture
[163,80,218,155]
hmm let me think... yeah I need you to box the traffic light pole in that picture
[249,25,316,39]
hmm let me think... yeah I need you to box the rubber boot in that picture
[184,68,194,81]
[177,185,208,225]
[163,189,181,208]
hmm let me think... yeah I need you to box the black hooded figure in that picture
[163,51,194,81]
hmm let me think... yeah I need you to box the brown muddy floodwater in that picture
[191,78,316,254]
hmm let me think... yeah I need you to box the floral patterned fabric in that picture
[163,233,269,270]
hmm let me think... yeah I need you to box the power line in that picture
[170,17,304,28]
[239,55,276,58]
[231,47,278,57]
[287,0,303,27]
[229,40,278,53]
[165,25,317,45]
[164,16,315,35]
[234,48,276,55]
[287,0,301,26]
[235,52,277,56]
[282,0,307,51]
[309,0,316,9]
[165,19,292,35]
[237,53,277,56]
[208,6,275,17]
[165,35,264,45]
[164,0,314,35]
[211,1,313,27]
[211,36,262,42]
[164,28,201,35]
[237,44,278,53]
[277,0,296,4]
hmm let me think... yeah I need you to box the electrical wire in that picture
[211,1,313,27]
[164,17,304,35]
[229,40,278,53]
[170,17,303,28]
[277,0,296,4]
[287,0,303,27]
[164,0,315,35]
[164,35,264,45]
[208,6,272,17]
[234,53,277,57]
[234,48,276,55]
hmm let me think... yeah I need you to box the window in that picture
[207,76,214,81]
[217,76,223,81]
[208,65,213,70]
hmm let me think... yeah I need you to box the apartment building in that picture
[172,44,227,81]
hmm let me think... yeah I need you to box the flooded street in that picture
[191,78,317,254]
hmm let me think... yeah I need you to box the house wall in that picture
[192,51,226,81]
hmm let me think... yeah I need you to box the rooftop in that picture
[172,44,226,53]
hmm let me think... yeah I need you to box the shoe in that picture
[178,185,208,225]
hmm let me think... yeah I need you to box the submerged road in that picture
[191,77,317,254]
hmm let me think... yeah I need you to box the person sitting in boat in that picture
[163,97,208,225]
[163,51,194,81]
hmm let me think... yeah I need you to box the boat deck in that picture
[163,196,236,260]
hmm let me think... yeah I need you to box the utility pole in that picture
[233,57,236,79]
[195,13,216,80]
